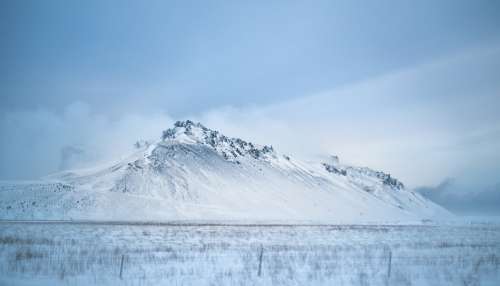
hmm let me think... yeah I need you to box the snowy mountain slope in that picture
[0,120,450,222]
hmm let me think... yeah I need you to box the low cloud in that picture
[416,179,500,215]
[1,45,499,201]
[59,145,85,171]
[0,102,173,179]
[195,44,500,189]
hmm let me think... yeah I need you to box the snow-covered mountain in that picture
[0,120,450,222]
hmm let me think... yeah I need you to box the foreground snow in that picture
[0,221,498,286]
[0,121,449,222]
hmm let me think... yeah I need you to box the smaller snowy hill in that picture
[0,120,451,222]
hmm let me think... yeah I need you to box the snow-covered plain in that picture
[0,221,499,286]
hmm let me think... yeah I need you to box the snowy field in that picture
[0,221,499,286]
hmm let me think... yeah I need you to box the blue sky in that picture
[2,0,499,115]
[1,1,500,211]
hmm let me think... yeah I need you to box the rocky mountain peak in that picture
[161,120,276,162]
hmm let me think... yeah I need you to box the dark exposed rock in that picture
[322,163,347,176]
[161,120,275,162]
[346,167,405,190]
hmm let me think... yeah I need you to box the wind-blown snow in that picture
[0,120,450,222]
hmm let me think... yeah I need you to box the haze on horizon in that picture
[1,0,500,215]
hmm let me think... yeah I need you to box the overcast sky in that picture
[1,1,500,212]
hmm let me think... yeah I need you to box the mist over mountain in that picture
[416,179,500,215]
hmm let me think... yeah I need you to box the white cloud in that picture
[1,45,499,191]
[194,44,500,188]
[0,102,173,179]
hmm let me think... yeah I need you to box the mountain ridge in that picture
[0,120,451,222]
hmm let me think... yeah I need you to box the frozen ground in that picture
[0,221,499,285]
